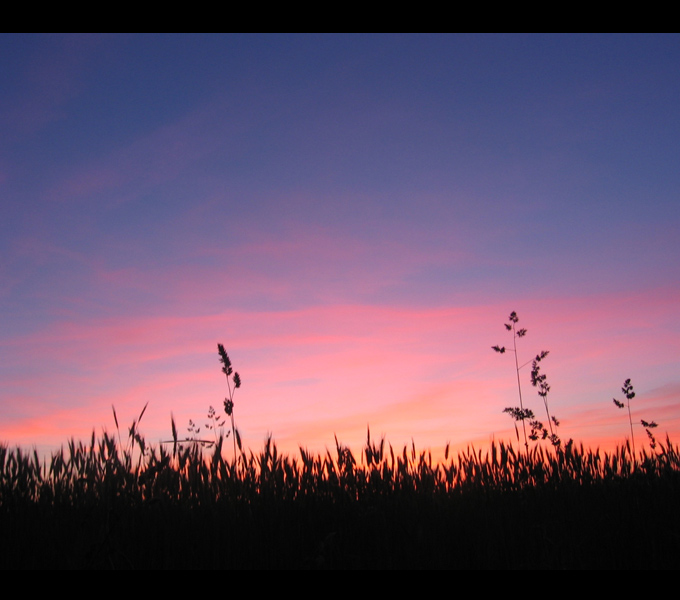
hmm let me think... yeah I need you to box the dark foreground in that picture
[2,436,679,569]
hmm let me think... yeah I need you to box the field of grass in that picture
[2,425,679,569]
[2,337,678,569]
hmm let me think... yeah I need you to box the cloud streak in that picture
[1,35,678,461]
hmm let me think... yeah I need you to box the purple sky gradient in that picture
[1,33,679,459]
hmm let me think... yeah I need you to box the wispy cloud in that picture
[2,287,678,457]
[1,35,679,460]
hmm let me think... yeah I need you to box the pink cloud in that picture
[1,286,678,461]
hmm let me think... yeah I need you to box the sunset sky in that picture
[1,33,678,460]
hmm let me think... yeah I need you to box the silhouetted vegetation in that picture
[494,311,560,449]
[1,340,678,569]
[2,427,679,568]
[613,378,659,453]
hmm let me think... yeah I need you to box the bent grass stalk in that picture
[530,351,560,447]
[218,343,242,462]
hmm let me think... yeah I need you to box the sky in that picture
[1,33,679,461]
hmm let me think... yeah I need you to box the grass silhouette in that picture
[1,336,677,569]
[218,343,242,461]
[613,378,660,458]
[2,424,679,568]
[493,312,560,449]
